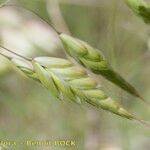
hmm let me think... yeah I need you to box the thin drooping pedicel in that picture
[59,33,146,102]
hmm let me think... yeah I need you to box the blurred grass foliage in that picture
[0,0,150,150]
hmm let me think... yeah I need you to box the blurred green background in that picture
[0,0,150,150]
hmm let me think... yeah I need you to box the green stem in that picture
[0,45,32,61]
[0,3,61,34]
[0,52,11,60]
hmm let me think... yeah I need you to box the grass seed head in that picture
[1,49,149,126]
[59,33,147,103]
[126,0,150,23]
[12,56,135,120]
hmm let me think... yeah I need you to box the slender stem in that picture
[0,52,11,60]
[0,4,61,34]
[0,45,32,61]
[134,117,150,128]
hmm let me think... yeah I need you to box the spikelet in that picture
[126,0,150,23]
[59,33,148,104]
[10,56,138,120]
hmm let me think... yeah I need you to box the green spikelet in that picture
[126,0,150,23]
[10,56,137,121]
[0,48,149,126]
[33,57,135,120]
[59,33,147,103]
